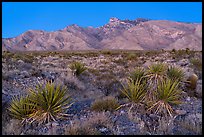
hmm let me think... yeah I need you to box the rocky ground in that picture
[2,49,202,135]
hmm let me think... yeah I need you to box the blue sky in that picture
[2,2,202,38]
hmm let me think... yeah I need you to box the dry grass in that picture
[65,112,113,135]
[91,96,120,112]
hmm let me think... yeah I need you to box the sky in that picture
[2,2,202,38]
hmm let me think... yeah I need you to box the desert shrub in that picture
[185,48,190,54]
[65,112,113,135]
[126,53,137,60]
[69,61,87,76]
[91,96,120,112]
[65,120,100,135]
[148,79,182,117]
[88,68,100,76]
[172,49,188,60]
[190,58,202,71]
[186,74,198,90]
[171,49,176,53]
[8,81,73,125]
[145,50,161,57]
[100,50,112,55]
[12,53,34,63]
[2,51,14,59]
[166,66,185,82]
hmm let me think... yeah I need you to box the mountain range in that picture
[2,17,202,51]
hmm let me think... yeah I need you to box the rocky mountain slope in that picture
[2,18,202,51]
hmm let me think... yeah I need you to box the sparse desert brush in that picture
[148,79,182,117]
[69,61,87,76]
[126,53,137,60]
[190,58,202,71]
[65,119,99,135]
[100,50,112,55]
[65,112,113,135]
[166,66,185,82]
[186,74,198,90]
[8,81,73,125]
[172,49,188,60]
[91,96,120,112]
[2,51,14,59]
[145,50,161,57]
[171,48,176,53]
[12,53,34,63]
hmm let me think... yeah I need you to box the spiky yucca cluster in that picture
[147,62,167,84]
[8,81,73,125]
[8,95,36,122]
[120,63,184,117]
[148,79,182,116]
[69,61,87,76]
[129,67,147,84]
[166,66,185,82]
[121,78,148,104]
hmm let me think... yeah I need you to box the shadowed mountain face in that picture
[2,18,202,51]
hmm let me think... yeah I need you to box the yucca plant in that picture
[147,62,167,84]
[27,81,73,124]
[8,95,36,123]
[148,79,182,117]
[69,61,87,76]
[117,78,148,112]
[146,63,167,101]
[166,66,185,82]
[129,67,147,84]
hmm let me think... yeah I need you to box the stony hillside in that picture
[2,18,202,51]
[2,49,202,135]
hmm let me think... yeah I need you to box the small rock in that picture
[120,110,125,115]
[17,60,24,64]
[20,71,30,78]
[149,114,160,121]
[175,110,187,115]
[142,60,152,69]
[99,127,108,133]
[177,59,189,67]
[186,97,191,101]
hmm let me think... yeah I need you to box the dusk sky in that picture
[2,2,202,38]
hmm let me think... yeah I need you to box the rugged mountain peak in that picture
[135,18,150,22]
[2,18,202,51]
[109,17,120,23]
